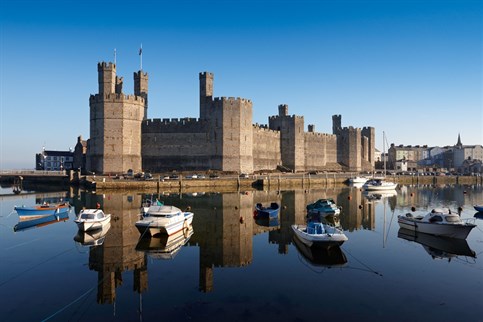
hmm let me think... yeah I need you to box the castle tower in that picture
[98,62,116,94]
[269,105,305,172]
[361,126,375,167]
[332,114,342,135]
[199,72,214,120]
[211,97,254,173]
[86,61,146,174]
[134,70,149,119]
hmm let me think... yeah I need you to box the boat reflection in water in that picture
[73,222,111,247]
[292,234,347,268]
[397,228,476,261]
[363,190,397,203]
[13,212,70,232]
[254,216,280,228]
[136,225,194,260]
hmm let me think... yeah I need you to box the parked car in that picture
[169,174,179,179]
[209,174,220,179]
[239,173,249,178]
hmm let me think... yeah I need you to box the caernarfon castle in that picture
[85,62,375,175]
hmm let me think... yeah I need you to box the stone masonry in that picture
[87,61,375,174]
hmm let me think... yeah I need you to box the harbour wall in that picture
[89,175,482,193]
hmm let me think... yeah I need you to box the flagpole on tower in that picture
[114,48,117,65]
[139,44,143,70]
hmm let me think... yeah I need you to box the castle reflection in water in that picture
[69,184,478,304]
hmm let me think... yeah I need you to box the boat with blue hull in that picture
[306,198,341,215]
[254,202,280,219]
[14,202,70,218]
[474,205,483,212]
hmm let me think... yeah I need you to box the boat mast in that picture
[383,131,387,178]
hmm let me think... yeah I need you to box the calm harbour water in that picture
[0,184,482,322]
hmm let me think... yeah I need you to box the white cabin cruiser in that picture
[74,208,111,232]
[135,204,194,236]
[397,208,476,239]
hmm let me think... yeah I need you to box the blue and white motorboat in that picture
[14,202,70,218]
[306,199,341,215]
[292,221,348,247]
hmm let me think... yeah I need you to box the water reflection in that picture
[73,222,111,247]
[72,188,382,297]
[3,184,480,320]
[13,212,70,232]
[136,225,193,260]
[292,235,347,268]
[397,228,476,261]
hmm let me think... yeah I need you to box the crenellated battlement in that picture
[90,93,145,104]
[268,114,304,121]
[142,117,206,133]
[253,123,279,134]
[305,131,337,138]
[98,62,115,70]
[213,96,252,104]
[340,126,362,133]
[134,70,148,78]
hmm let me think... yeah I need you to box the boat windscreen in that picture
[445,215,461,223]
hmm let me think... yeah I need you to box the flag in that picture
[139,46,142,55]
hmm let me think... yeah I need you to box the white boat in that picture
[135,204,194,236]
[364,131,397,191]
[348,176,368,184]
[74,208,111,232]
[291,222,348,247]
[363,179,398,191]
[397,208,476,239]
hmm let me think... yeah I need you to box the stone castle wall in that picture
[87,62,376,174]
[252,125,281,171]
[304,132,337,170]
[142,118,211,171]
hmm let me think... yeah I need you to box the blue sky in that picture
[1,0,481,169]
